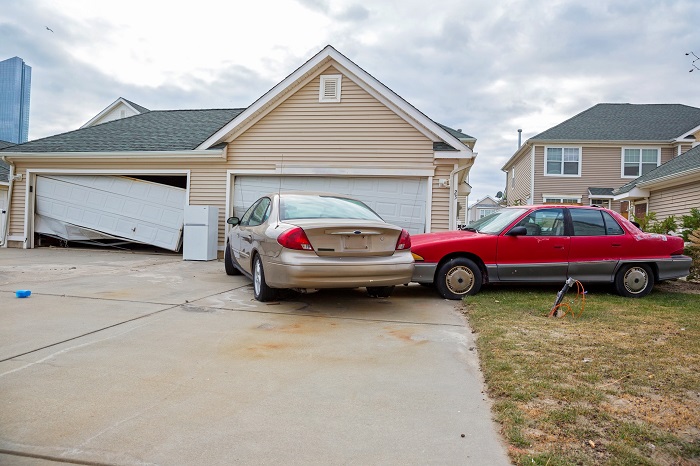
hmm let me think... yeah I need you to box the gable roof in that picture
[533,103,700,141]
[197,45,473,157]
[1,109,244,153]
[80,97,151,128]
[614,145,700,195]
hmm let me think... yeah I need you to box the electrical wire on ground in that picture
[548,279,586,318]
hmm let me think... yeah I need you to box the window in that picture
[511,168,515,188]
[590,198,611,209]
[241,198,271,226]
[570,209,624,236]
[545,147,580,176]
[513,208,566,236]
[544,196,581,205]
[319,75,342,103]
[478,208,496,219]
[622,148,659,177]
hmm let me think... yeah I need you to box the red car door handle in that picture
[612,243,621,247]
[554,245,564,249]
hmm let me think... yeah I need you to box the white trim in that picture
[620,146,661,179]
[676,123,700,141]
[196,46,472,158]
[434,151,468,159]
[425,176,433,233]
[80,97,145,128]
[231,166,435,177]
[542,193,582,203]
[23,169,191,249]
[1,149,225,160]
[543,145,582,177]
[529,146,535,200]
[319,74,342,102]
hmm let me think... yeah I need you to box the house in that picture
[501,103,700,217]
[466,195,499,223]
[80,97,150,128]
[0,45,476,253]
[614,144,700,222]
[1,139,15,242]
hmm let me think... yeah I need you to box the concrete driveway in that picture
[0,247,510,465]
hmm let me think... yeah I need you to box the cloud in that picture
[2,0,699,205]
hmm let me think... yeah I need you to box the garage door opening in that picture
[34,174,187,252]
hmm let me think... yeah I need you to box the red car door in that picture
[496,207,570,281]
[567,208,628,282]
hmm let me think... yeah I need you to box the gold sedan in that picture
[225,192,414,301]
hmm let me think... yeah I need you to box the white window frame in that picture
[478,208,496,219]
[544,146,582,177]
[621,147,660,178]
[319,74,342,103]
[589,198,611,209]
[542,194,582,205]
[511,167,515,188]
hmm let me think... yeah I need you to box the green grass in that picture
[462,282,700,465]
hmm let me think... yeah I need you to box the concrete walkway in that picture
[0,247,510,465]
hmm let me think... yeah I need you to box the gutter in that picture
[0,156,15,247]
[0,149,227,160]
[449,157,476,230]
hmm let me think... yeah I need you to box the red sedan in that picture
[411,205,691,299]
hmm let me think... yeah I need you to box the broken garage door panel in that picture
[35,175,187,251]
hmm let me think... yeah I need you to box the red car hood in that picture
[411,230,481,247]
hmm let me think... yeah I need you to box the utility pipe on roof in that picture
[0,156,15,247]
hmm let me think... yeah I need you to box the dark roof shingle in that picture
[615,145,700,194]
[533,104,700,141]
[1,109,245,153]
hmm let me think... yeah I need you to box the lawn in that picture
[462,281,700,465]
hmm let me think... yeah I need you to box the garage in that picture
[231,176,429,234]
[34,174,186,251]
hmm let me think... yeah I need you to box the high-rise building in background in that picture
[0,57,32,144]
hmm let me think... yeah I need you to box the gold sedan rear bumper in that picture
[262,250,414,289]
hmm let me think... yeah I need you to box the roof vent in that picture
[319,75,342,103]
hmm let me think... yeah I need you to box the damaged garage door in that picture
[35,175,186,251]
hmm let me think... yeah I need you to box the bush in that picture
[685,245,699,281]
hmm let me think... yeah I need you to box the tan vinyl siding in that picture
[508,150,532,205]
[226,66,434,172]
[533,145,676,211]
[6,65,455,249]
[648,180,700,221]
[431,164,453,231]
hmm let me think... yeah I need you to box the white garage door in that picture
[35,175,186,251]
[232,176,428,234]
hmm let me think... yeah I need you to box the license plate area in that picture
[343,234,369,250]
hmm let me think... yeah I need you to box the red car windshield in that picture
[465,208,529,234]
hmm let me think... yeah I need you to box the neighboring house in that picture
[1,139,16,243]
[80,97,150,128]
[466,195,499,223]
[0,45,475,253]
[501,104,700,216]
[614,144,700,222]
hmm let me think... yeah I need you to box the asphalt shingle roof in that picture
[615,145,700,194]
[588,187,614,196]
[0,109,245,153]
[533,104,700,141]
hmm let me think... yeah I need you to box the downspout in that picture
[1,156,15,247]
[449,157,475,230]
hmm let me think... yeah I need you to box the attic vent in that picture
[319,74,342,103]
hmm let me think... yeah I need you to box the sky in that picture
[1,0,699,204]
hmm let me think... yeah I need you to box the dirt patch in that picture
[656,279,700,295]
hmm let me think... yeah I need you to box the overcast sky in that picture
[1,0,698,204]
